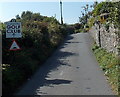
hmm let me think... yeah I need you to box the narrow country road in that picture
[16,33,114,95]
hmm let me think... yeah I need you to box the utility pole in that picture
[60,0,63,24]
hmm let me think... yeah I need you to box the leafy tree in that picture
[21,11,33,20]
[31,13,43,21]
[16,15,21,20]
[108,1,120,27]
[93,2,114,16]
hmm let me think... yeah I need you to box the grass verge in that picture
[92,43,120,95]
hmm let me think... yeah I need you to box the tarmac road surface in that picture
[16,33,114,95]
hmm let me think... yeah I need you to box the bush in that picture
[3,66,24,95]
[88,17,95,29]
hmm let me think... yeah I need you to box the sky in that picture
[0,1,101,24]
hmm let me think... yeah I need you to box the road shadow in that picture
[46,79,72,85]
[41,79,72,87]
[32,52,74,95]
[36,79,72,94]
[58,35,74,49]
[16,34,76,95]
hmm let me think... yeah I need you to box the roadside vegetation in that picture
[92,43,119,95]
[79,1,120,32]
[1,11,71,95]
[93,1,119,30]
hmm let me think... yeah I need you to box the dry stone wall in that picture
[89,23,120,55]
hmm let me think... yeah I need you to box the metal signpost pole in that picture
[11,19,16,65]
[5,18,22,64]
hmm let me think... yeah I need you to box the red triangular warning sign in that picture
[9,40,21,51]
